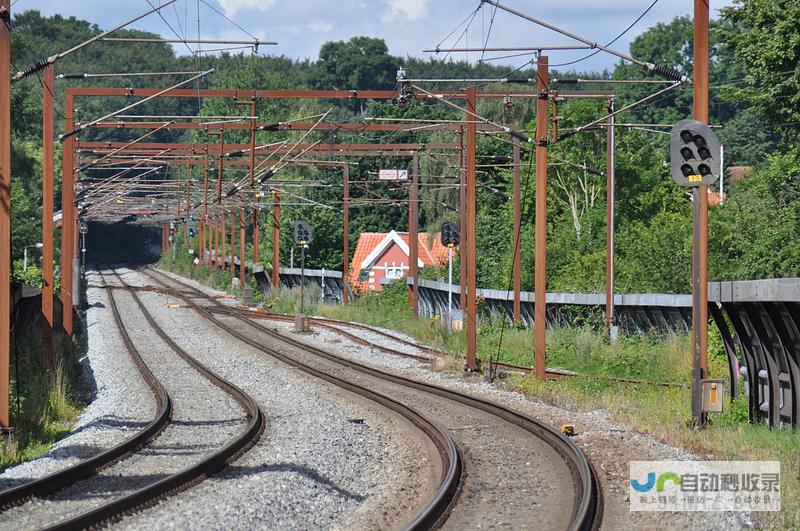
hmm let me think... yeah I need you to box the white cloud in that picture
[307,19,333,33]
[217,0,276,18]
[382,0,428,23]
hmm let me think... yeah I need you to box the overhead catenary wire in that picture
[477,0,687,82]
[58,69,214,140]
[12,0,180,81]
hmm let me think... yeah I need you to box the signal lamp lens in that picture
[680,130,694,144]
[693,135,707,148]
[681,164,694,177]
[680,147,695,161]
[698,147,712,160]
[699,164,712,176]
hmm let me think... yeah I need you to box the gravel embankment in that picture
[0,272,155,491]
[114,269,436,530]
[0,276,248,529]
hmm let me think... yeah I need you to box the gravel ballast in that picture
[0,272,155,491]
[113,268,438,530]
[0,272,249,529]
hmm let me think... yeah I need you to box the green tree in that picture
[313,37,397,90]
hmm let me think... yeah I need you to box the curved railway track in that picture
[113,268,463,530]
[144,267,603,530]
[0,271,265,529]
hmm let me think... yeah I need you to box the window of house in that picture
[358,269,370,281]
[385,266,405,279]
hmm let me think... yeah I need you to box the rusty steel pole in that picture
[176,163,182,217]
[458,128,467,311]
[465,87,479,372]
[534,56,549,381]
[221,210,226,273]
[605,98,616,336]
[61,93,76,337]
[512,140,522,324]
[230,210,236,276]
[0,0,11,428]
[249,101,256,187]
[409,154,419,316]
[41,65,55,370]
[209,216,216,274]
[692,0,710,427]
[253,208,260,264]
[203,151,210,216]
[342,164,350,305]
[215,131,224,204]
[272,190,280,290]
[239,207,246,287]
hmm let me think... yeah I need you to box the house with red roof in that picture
[350,230,451,293]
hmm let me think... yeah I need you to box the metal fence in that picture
[709,279,800,429]
[409,277,693,335]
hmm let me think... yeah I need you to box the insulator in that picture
[553,78,580,84]
[58,73,87,80]
[15,58,51,81]
[647,64,686,82]
[509,130,532,143]
[585,166,604,176]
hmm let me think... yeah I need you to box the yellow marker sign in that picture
[688,175,703,182]
[710,383,717,405]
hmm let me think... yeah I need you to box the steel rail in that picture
[0,272,172,510]
[140,269,461,529]
[144,268,602,531]
[32,270,265,529]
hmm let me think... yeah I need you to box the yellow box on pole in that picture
[701,379,724,413]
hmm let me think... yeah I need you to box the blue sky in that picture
[17,0,734,73]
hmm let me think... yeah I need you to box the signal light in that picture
[669,119,721,187]
[440,221,460,248]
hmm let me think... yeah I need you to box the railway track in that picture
[0,270,264,529]
[144,267,603,530]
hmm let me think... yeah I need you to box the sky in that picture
[16,0,735,73]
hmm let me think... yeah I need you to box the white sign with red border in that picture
[378,169,409,181]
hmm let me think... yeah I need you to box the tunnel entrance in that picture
[85,222,161,265]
